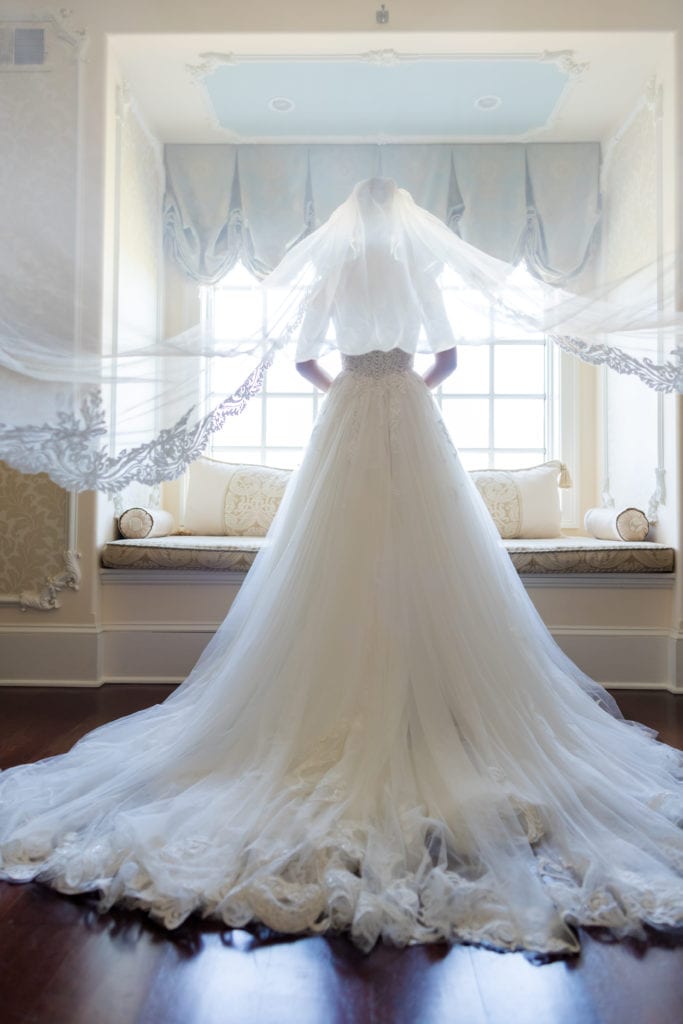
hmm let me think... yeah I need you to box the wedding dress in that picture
[2,180,683,956]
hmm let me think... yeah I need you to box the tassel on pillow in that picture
[118,507,175,540]
[558,463,572,489]
[584,507,649,542]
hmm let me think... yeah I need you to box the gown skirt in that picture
[2,347,683,955]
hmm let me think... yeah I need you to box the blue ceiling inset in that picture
[202,59,569,139]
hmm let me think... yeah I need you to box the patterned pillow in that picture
[184,458,291,536]
[469,461,570,539]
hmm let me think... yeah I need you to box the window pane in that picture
[213,290,263,339]
[266,283,310,322]
[209,447,263,465]
[493,324,544,342]
[457,450,491,471]
[496,265,546,340]
[444,345,489,395]
[115,381,158,431]
[443,290,491,339]
[439,269,492,340]
[263,448,305,469]
[266,397,314,447]
[492,450,547,469]
[441,398,489,448]
[319,351,342,376]
[494,344,545,394]
[265,352,341,393]
[266,357,314,394]
[217,263,257,287]
[493,398,545,449]
[208,358,266,396]
[212,396,262,447]
[413,353,432,376]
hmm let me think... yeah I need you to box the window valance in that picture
[163,142,601,286]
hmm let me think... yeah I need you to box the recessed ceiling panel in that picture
[202,59,569,140]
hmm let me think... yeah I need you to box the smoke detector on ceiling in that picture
[475,95,502,112]
[268,97,295,113]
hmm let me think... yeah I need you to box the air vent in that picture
[13,28,44,65]
[0,26,46,67]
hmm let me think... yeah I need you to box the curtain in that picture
[163,142,601,286]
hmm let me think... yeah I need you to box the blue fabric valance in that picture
[164,142,600,286]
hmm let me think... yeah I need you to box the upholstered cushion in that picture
[584,506,650,542]
[470,462,568,539]
[503,536,672,573]
[102,536,264,573]
[118,507,175,539]
[101,535,674,575]
[183,459,292,536]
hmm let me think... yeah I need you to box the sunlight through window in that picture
[204,264,551,470]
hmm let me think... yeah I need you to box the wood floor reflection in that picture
[1,684,683,1024]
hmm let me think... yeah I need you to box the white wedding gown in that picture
[2,346,683,955]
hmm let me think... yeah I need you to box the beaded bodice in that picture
[341,349,414,376]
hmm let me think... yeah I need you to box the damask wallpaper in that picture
[601,100,657,281]
[0,16,79,346]
[0,462,77,609]
[0,17,80,610]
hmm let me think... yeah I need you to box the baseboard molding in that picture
[669,632,683,692]
[0,676,186,689]
[3,679,677,691]
[1,624,681,690]
[605,681,683,694]
[551,627,673,690]
[0,677,105,688]
[0,629,100,685]
[100,629,214,681]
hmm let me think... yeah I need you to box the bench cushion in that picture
[502,536,673,574]
[101,535,674,575]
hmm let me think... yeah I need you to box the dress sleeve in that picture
[415,267,456,352]
[295,284,333,361]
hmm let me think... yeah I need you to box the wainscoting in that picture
[0,571,679,691]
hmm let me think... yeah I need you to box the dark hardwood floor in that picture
[1,684,683,1024]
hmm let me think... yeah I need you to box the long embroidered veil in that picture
[0,176,680,492]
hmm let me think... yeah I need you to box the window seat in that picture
[101,535,674,575]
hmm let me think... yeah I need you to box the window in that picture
[202,263,339,469]
[203,263,561,475]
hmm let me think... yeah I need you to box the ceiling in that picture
[111,31,670,145]
[202,58,569,140]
